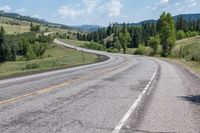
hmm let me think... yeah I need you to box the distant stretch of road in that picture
[0,39,199,133]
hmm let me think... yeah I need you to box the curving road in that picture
[0,39,199,133]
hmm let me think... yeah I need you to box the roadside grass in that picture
[172,36,200,62]
[169,36,200,75]
[60,39,90,46]
[0,44,98,78]
[120,48,137,55]
[173,36,200,51]
[160,58,200,75]
[60,39,90,47]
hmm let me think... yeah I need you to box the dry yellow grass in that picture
[0,24,30,34]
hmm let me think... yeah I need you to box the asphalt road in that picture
[0,39,199,133]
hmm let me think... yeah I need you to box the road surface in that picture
[0,39,199,133]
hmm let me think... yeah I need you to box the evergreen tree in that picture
[0,27,5,62]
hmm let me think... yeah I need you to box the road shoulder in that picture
[121,57,200,133]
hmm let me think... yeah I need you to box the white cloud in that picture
[189,0,196,2]
[16,8,26,13]
[152,7,158,10]
[58,6,84,18]
[189,2,197,7]
[152,0,170,10]
[83,0,97,14]
[174,2,180,6]
[32,14,40,18]
[123,15,129,19]
[160,0,170,5]
[0,5,11,12]
[57,0,97,18]
[58,0,122,18]
[97,0,122,17]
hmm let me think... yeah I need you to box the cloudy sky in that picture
[0,0,199,26]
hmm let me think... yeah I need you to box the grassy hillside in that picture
[170,36,200,74]
[0,16,80,35]
[60,39,90,47]
[0,44,98,78]
[172,36,200,62]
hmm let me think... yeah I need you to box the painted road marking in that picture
[0,57,130,105]
[112,62,158,133]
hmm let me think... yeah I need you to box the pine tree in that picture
[0,27,6,62]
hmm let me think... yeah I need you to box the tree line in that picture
[77,12,200,56]
[0,26,53,62]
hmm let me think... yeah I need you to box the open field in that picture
[0,44,98,78]
[0,23,79,35]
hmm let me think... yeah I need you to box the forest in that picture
[0,24,53,62]
[77,12,200,56]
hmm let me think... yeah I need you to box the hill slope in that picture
[0,10,101,32]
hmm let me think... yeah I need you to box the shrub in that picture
[25,63,40,70]
[134,44,146,55]
[148,35,160,55]
[33,43,47,57]
[176,30,186,40]
[25,45,37,61]
[84,41,106,51]
[107,48,118,53]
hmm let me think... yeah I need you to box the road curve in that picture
[0,39,199,133]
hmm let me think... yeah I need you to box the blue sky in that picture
[0,0,199,26]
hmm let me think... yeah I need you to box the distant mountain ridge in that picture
[1,10,200,31]
[0,10,72,30]
[0,10,98,32]
[173,13,200,21]
[130,13,200,26]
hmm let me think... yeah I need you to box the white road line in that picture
[112,64,158,133]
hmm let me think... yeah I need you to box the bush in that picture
[107,48,118,53]
[25,45,37,61]
[134,44,146,55]
[84,41,106,51]
[145,47,154,56]
[33,43,47,57]
[148,35,160,55]
[25,63,40,70]
[176,30,186,40]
